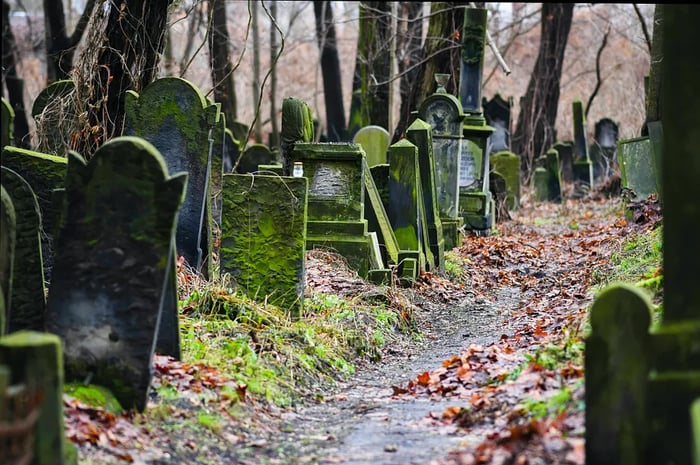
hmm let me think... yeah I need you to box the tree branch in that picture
[632,3,652,55]
[585,26,610,118]
[68,0,97,47]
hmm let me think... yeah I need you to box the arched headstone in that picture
[353,125,390,167]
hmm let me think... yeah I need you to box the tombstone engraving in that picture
[1,167,46,333]
[124,77,218,278]
[617,137,656,202]
[45,137,187,411]
[482,94,513,153]
[353,125,391,167]
[2,96,14,149]
[0,186,16,335]
[220,174,308,314]
[572,99,594,187]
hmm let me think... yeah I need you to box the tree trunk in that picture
[1,0,30,148]
[269,0,278,147]
[392,1,423,142]
[43,0,96,83]
[208,0,238,124]
[511,3,573,180]
[251,0,263,143]
[72,0,172,157]
[645,5,663,131]
[313,1,346,142]
[407,2,464,122]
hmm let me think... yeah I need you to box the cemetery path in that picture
[68,193,662,465]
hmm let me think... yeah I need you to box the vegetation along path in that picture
[66,191,662,465]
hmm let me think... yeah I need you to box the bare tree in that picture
[644,4,663,131]
[1,0,30,148]
[251,0,262,143]
[392,1,423,142]
[511,3,574,180]
[43,0,96,82]
[313,1,346,141]
[269,0,278,147]
[208,0,238,123]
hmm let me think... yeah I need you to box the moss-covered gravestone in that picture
[406,118,445,271]
[281,97,314,176]
[1,186,16,335]
[124,77,217,278]
[1,147,67,283]
[545,148,562,202]
[353,125,390,167]
[490,151,520,211]
[223,127,241,174]
[617,136,656,202]
[2,96,14,149]
[586,8,700,464]
[572,99,594,188]
[45,137,187,412]
[0,331,67,465]
[552,141,574,183]
[220,174,308,314]
[31,79,76,156]
[363,159,399,273]
[1,167,45,333]
[237,143,277,174]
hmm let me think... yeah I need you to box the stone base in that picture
[441,218,464,251]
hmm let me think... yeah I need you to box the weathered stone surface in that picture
[545,149,562,203]
[1,185,16,335]
[124,77,217,277]
[618,137,656,202]
[220,174,308,314]
[591,117,619,180]
[154,243,180,360]
[353,125,390,167]
[585,284,652,465]
[45,137,186,412]
[459,8,487,112]
[1,96,14,149]
[281,97,314,175]
[0,330,66,465]
[572,99,593,187]
[1,167,45,333]
[647,121,663,200]
[223,128,241,174]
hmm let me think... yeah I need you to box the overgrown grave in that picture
[44,137,186,412]
[585,7,700,464]
[124,76,218,279]
[0,167,46,333]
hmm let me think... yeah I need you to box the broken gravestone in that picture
[45,137,186,412]
[1,167,46,333]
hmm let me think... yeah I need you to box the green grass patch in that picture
[443,251,469,283]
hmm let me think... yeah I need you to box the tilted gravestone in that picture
[363,159,398,284]
[353,125,391,168]
[406,118,444,271]
[489,150,520,211]
[220,174,308,314]
[1,167,46,333]
[2,96,14,149]
[45,137,187,412]
[418,73,465,251]
[617,136,657,202]
[482,94,512,153]
[124,77,218,279]
[586,8,700,464]
[591,117,619,180]
[1,146,67,283]
[1,185,16,335]
[572,99,594,187]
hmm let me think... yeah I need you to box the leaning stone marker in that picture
[353,125,391,167]
[0,331,66,465]
[220,174,308,314]
[45,137,187,412]
[124,77,217,278]
[1,167,46,333]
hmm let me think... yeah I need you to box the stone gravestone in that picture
[545,148,562,202]
[31,79,76,156]
[2,96,14,149]
[220,174,308,315]
[418,73,465,251]
[45,137,187,412]
[592,117,619,180]
[552,141,574,183]
[280,97,314,176]
[572,99,594,188]
[223,127,241,174]
[237,143,277,174]
[0,185,16,335]
[586,8,700,464]
[353,125,391,167]
[489,150,520,211]
[124,77,218,278]
[363,159,399,280]
[1,167,46,333]
[1,146,67,283]
[617,136,656,202]
[482,94,512,153]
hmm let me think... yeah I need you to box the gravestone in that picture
[1,146,67,283]
[124,77,218,278]
[154,242,180,360]
[31,80,76,156]
[223,127,241,174]
[418,73,465,251]
[1,186,15,335]
[552,141,574,183]
[572,99,594,187]
[1,167,45,333]
[586,8,700,464]
[353,125,391,167]
[406,118,444,271]
[545,149,562,202]
[489,150,520,210]
[617,136,656,202]
[281,97,314,176]
[532,167,549,202]
[0,331,67,465]
[207,100,226,238]
[45,137,187,412]
[237,143,277,174]
[592,117,619,179]
[2,96,14,149]
[482,94,512,153]
[489,171,508,223]
[458,7,495,235]
[220,174,308,314]
[363,159,399,279]
[388,139,431,284]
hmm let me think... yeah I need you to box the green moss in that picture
[64,383,123,415]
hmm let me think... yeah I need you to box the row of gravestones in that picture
[585,7,700,465]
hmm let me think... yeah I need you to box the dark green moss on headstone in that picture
[490,151,520,210]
